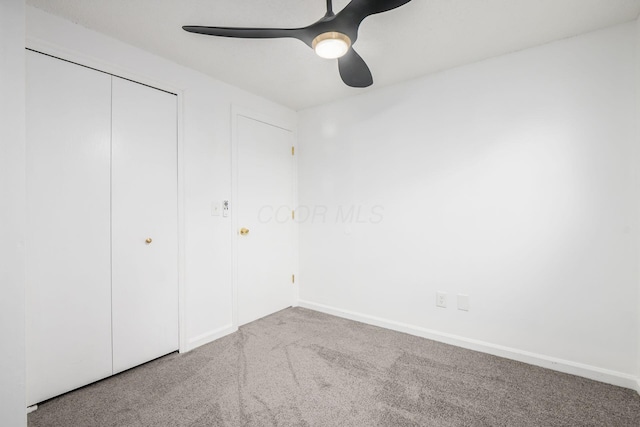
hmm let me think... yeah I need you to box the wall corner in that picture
[0,0,27,425]
[636,13,640,391]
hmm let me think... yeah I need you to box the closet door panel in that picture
[111,77,179,373]
[26,51,113,405]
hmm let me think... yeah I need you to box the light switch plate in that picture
[457,294,469,311]
[211,201,221,216]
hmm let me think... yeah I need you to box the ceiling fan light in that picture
[312,32,351,59]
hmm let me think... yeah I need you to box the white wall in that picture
[26,6,296,351]
[298,22,639,387]
[0,0,27,425]
[636,15,640,393]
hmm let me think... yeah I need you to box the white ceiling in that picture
[26,0,640,110]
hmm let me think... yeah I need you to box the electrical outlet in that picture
[457,294,469,311]
[436,292,447,308]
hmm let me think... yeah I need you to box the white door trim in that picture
[25,39,188,354]
[231,105,298,329]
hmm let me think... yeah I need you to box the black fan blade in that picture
[338,49,373,88]
[340,0,413,24]
[183,26,309,41]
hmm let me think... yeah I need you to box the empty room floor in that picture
[28,307,640,426]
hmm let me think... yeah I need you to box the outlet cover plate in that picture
[436,292,447,308]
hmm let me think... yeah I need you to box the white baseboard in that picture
[298,300,639,391]
[27,405,38,414]
[182,324,237,353]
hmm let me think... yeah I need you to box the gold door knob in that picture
[239,227,249,236]
[145,238,153,244]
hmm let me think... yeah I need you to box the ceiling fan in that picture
[183,0,413,88]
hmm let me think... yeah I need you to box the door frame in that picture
[231,105,298,329]
[25,39,188,353]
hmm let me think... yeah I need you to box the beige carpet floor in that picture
[28,307,640,426]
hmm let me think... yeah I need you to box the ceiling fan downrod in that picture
[325,0,335,17]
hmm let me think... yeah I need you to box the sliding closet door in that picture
[26,51,113,405]
[111,77,179,373]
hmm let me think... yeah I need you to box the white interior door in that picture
[26,51,113,405]
[111,77,179,373]
[237,115,294,326]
